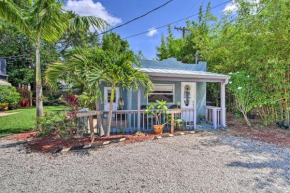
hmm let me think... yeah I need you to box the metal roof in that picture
[138,67,230,80]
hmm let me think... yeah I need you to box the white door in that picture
[181,82,196,125]
[104,87,119,111]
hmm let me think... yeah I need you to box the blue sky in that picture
[65,0,235,59]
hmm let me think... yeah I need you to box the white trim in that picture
[138,68,230,80]
[147,84,175,104]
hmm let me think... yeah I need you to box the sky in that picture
[64,0,238,59]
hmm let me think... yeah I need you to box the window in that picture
[148,84,174,103]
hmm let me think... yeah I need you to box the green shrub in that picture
[0,85,21,109]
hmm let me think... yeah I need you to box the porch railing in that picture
[101,108,196,134]
[77,108,196,135]
[205,106,222,129]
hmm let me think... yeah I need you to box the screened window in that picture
[148,84,174,103]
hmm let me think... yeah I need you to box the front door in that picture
[181,82,196,125]
[104,87,119,111]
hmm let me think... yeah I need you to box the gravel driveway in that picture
[0,132,290,193]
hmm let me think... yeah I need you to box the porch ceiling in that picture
[138,68,230,83]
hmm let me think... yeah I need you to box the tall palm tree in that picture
[0,0,107,117]
[89,51,153,136]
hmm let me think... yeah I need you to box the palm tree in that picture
[45,47,107,136]
[89,51,153,136]
[46,47,152,137]
[0,0,107,117]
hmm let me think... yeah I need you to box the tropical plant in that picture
[45,47,105,136]
[46,47,152,136]
[0,0,107,119]
[145,100,169,126]
[89,50,153,136]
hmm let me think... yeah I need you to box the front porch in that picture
[78,105,224,135]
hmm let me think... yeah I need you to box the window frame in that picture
[147,84,175,104]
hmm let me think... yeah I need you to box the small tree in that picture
[89,51,153,136]
[228,71,258,126]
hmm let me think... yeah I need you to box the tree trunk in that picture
[35,36,43,118]
[242,112,251,127]
[106,85,115,136]
[95,99,104,136]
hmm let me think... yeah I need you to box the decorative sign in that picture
[166,109,182,114]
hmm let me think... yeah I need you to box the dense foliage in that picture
[156,0,290,125]
[0,85,21,110]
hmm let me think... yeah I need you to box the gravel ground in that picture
[1,132,290,193]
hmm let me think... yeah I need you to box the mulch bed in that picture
[224,113,290,147]
[2,113,290,153]
[1,131,175,153]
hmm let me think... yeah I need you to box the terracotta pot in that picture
[153,125,164,134]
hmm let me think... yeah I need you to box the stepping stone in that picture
[103,141,110,145]
[62,148,70,152]
[83,144,91,149]
[119,138,126,142]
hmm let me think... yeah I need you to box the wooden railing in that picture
[77,108,196,135]
[205,106,222,129]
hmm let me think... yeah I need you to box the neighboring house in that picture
[0,59,11,86]
[96,58,230,133]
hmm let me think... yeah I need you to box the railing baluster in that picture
[142,112,144,131]
[134,113,135,129]
[147,112,149,130]
[115,111,118,132]
[121,112,123,129]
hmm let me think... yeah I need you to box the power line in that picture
[98,0,173,35]
[0,54,31,60]
[122,0,231,40]
[181,0,202,19]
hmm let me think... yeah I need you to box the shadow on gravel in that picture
[224,137,290,191]
[0,141,27,148]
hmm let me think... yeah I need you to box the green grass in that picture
[0,106,65,136]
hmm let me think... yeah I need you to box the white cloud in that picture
[65,0,121,26]
[146,28,158,37]
[223,0,260,14]
[223,2,238,13]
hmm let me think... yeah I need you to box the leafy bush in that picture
[227,72,259,126]
[0,85,21,109]
[36,95,85,138]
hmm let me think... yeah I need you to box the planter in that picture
[153,125,164,134]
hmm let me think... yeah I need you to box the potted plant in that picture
[145,100,169,134]
[199,115,207,124]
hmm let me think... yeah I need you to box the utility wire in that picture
[181,0,202,19]
[122,0,231,40]
[98,0,173,35]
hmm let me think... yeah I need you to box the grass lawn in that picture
[0,106,65,136]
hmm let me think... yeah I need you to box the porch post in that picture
[220,82,226,128]
[137,87,141,130]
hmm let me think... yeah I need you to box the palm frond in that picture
[0,0,30,35]
[69,15,108,32]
